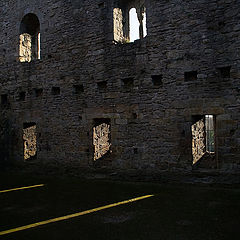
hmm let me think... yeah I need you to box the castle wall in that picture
[0,0,239,173]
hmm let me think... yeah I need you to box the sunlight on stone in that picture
[23,124,37,160]
[143,11,147,37]
[93,123,111,161]
[19,33,32,62]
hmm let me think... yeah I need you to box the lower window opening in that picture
[93,118,111,161]
[191,115,216,167]
[205,115,215,153]
[23,122,37,161]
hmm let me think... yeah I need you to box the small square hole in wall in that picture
[34,88,43,97]
[1,94,8,105]
[184,71,198,81]
[217,66,231,78]
[133,148,138,154]
[18,91,26,101]
[97,81,107,90]
[132,112,138,119]
[74,84,84,94]
[122,77,134,88]
[151,75,163,86]
[98,2,105,8]
[51,87,60,95]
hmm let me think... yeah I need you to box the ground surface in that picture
[0,172,239,240]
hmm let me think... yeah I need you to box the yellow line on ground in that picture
[0,184,44,193]
[0,194,154,236]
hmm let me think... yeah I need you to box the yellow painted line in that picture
[0,184,44,193]
[0,194,154,236]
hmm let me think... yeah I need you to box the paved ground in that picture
[0,172,239,240]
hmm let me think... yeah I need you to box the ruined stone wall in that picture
[0,0,239,174]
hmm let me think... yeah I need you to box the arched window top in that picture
[20,13,40,35]
[19,13,40,62]
[113,2,147,43]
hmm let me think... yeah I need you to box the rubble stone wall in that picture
[0,0,239,173]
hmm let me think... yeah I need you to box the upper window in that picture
[19,13,40,62]
[113,1,147,43]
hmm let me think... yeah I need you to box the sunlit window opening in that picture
[192,115,216,165]
[38,33,41,59]
[23,122,37,160]
[113,8,124,42]
[129,7,147,42]
[143,11,147,37]
[19,13,40,62]
[93,119,111,161]
[129,8,139,42]
[113,4,147,43]
[205,115,215,153]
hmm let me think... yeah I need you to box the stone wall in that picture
[0,0,239,174]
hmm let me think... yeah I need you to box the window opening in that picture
[122,77,134,88]
[151,75,163,86]
[18,91,26,101]
[97,81,107,90]
[129,8,139,42]
[23,122,37,161]
[191,115,216,165]
[93,119,111,161]
[51,87,60,95]
[37,33,41,59]
[184,71,198,81]
[19,13,40,62]
[143,10,147,38]
[34,88,43,97]
[217,66,231,78]
[74,84,84,94]
[1,94,8,105]
[205,115,215,153]
[113,1,147,43]
[113,8,124,42]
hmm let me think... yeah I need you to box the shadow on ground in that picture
[0,172,239,240]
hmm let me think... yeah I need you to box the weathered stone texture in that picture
[0,0,239,174]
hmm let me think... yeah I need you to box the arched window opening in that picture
[129,8,139,42]
[19,13,40,62]
[113,2,147,43]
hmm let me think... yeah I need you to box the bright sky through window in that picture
[130,8,139,42]
[143,11,147,37]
